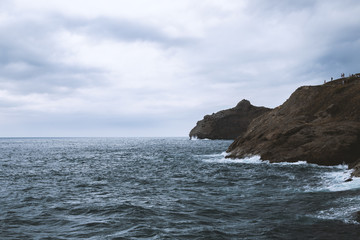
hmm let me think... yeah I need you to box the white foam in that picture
[311,195,360,224]
[200,152,360,191]
[304,168,360,192]
[190,136,211,141]
[273,161,308,166]
[312,205,360,224]
[204,153,350,169]
[203,156,349,168]
[202,154,266,164]
[273,161,348,170]
[190,136,198,140]
[322,171,360,192]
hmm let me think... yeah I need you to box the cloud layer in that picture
[1,0,360,136]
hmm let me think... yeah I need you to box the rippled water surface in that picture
[1,137,360,239]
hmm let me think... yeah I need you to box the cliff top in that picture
[227,74,360,167]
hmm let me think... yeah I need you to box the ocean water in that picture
[1,137,360,240]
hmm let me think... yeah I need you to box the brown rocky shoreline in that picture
[226,75,360,178]
[190,74,360,179]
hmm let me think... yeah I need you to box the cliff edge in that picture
[189,100,271,140]
[226,75,360,176]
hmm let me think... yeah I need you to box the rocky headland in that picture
[226,75,360,178]
[189,100,271,140]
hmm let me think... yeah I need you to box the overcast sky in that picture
[1,0,360,137]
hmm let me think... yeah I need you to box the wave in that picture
[201,153,266,164]
[190,136,211,141]
[311,203,360,225]
[201,152,360,190]
[306,169,360,193]
[201,153,349,169]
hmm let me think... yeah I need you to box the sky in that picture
[1,0,360,137]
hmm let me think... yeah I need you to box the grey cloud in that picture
[0,17,104,95]
[317,40,360,76]
[247,0,317,14]
[62,16,194,46]
[305,6,360,77]
[195,0,360,86]
[0,54,103,96]
[0,14,194,95]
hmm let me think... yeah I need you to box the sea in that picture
[1,137,360,240]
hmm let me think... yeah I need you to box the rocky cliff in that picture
[189,100,271,140]
[226,75,360,177]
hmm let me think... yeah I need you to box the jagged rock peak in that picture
[189,100,271,140]
[235,99,251,109]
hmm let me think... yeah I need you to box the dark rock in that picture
[226,76,360,170]
[350,159,360,178]
[189,100,271,140]
[355,211,360,223]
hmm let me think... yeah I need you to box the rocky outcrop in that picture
[189,100,271,140]
[349,159,360,178]
[226,75,360,177]
[355,211,360,223]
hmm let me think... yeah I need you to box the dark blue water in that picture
[1,138,360,239]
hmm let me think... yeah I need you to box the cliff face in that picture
[189,100,271,140]
[227,76,360,172]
